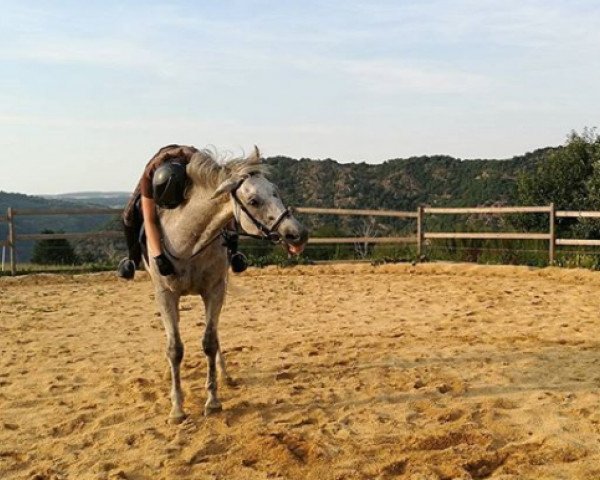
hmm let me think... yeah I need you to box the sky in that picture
[1,0,599,194]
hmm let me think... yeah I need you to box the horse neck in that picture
[160,188,234,256]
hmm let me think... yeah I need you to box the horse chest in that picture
[171,254,228,296]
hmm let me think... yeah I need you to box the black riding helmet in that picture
[152,162,188,209]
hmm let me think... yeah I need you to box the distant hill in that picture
[266,148,552,212]
[0,191,121,262]
[42,192,131,208]
[1,146,557,261]
[263,148,553,236]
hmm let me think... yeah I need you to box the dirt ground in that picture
[1,263,600,480]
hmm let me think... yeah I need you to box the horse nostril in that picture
[285,233,299,242]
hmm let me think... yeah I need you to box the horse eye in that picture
[248,198,259,207]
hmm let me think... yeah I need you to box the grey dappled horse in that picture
[146,147,308,422]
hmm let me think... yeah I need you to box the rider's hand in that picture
[154,253,175,276]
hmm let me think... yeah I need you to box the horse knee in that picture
[202,332,218,357]
[167,341,184,364]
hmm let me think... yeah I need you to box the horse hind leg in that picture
[216,336,237,387]
[157,290,186,423]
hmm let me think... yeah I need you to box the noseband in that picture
[231,177,292,244]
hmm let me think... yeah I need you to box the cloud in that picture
[0,114,218,130]
[2,0,597,93]
[0,39,156,69]
[342,59,491,95]
[1,0,600,191]
[0,114,348,137]
[350,0,600,50]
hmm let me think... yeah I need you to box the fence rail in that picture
[308,236,417,244]
[17,231,123,241]
[423,232,551,241]
[4,204,600,275]
[296,207,417,218]
[3,206,121,275]
[424,206,552,214]
[13,207,119,216]
[555,239,600,246]
[556,211,600,218]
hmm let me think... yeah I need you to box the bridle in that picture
[162,174,292,261]
[230,177,292,244]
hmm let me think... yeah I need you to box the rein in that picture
[160,231,222,262]
[161,175,291,262]
[230,181,292,244]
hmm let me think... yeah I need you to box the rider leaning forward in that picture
[117,144,244,280]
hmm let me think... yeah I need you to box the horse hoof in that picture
[204,402,223,416]
[225,377,239,388]
[169,412,187,424]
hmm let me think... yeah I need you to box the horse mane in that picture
[186,147,270,190]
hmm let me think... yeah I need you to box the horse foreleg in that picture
[201,282,226,415]
[156,290,186,423]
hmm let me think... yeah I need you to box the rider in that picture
[118,144,248,279]
[117,144,199,280]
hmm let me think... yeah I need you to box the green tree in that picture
[516,128,600,237]
[517,128,600,209]
[582,129,600,207]
[31,230,79,265]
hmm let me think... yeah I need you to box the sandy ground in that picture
[1,263,600,480]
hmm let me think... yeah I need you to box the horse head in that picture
[211,146,309,255]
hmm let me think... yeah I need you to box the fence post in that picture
[417,205,424,259]
[548,203,555,265]
[7,207,16,275]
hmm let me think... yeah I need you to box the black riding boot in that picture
[223,232,248,273]
[117,218,143,280]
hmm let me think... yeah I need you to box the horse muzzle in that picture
[280,221,309,255]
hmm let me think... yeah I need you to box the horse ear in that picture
[211,175,244,199]
[248,145,261,164]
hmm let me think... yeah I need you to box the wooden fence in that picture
[1,207,122,275]
[3,204,600,275]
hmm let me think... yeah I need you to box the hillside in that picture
[0,192,121,262]
[42,192,131,208]
[267,147,552,211]
[266,148,552,236]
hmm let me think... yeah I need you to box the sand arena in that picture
[1,263,600,479]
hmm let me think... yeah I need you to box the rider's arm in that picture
[141,195,162,257]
